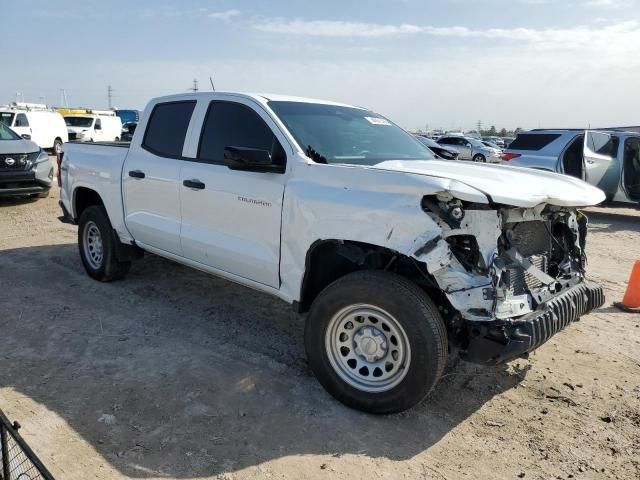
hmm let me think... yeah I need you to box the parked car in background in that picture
[482,136,505,148]
[120,122,137,142]
[503,129,640,205]
[59,91,605,413]
[437,135,502,163]
[0,103,68,154]
[115,109,139,125]
[413,134,459,160]
[0,121,53,198]
[64,110,123,142]
[481,140,502,150]
[502,136,516,148]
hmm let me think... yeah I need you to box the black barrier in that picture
[0,409,54,480]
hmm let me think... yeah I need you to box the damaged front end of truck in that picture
[415,193,605,364]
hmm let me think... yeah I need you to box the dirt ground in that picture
[1,163,638,480]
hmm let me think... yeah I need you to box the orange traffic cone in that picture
[614,260,640,313]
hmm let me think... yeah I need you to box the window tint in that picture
[508,133,561,151]
[586,132,619,157]
[142,101,196,158]
[94,118,102,130]
[198,101,285,165]
[438,137,455,145]
[15,113,29,127]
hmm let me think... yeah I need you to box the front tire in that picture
[305,271,448,414]
[78,205,131,282]
[473,154,486,163]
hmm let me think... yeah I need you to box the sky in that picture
[1,0,640,130]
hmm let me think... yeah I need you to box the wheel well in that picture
[297,240,445,313]
[74,187,104,221]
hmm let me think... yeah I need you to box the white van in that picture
[64,110,123,143]
[0,103,69,153]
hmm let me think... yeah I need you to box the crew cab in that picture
[59,92,606,413]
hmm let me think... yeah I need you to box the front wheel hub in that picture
[325,304,411,393]
[353,326,387,362]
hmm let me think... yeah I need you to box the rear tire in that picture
[305,270,448,414]
[78,205,131,282]
[473,154,486,163]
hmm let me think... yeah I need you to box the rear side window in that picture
[142,101,196,158]
[15,113,29,127]
[198,101,285,166]
[508,133,561,151]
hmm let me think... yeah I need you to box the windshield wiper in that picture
[306,145,328,164]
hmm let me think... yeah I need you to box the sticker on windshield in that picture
[364,116,392,126]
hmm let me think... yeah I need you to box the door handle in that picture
[183,179,205,190]
[129,170,145,179]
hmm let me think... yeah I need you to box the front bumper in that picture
[0,170,52,197]
[462,280,604,364]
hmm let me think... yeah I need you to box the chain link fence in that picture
[0,409,54,480]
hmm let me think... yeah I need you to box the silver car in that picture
[0,121,53,198]
[437,135,502,163]
[503,129,640,205]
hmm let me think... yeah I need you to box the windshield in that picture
[65,116,94,128]
[268,101,435,165]
[0,122,21,140]
[0,112,15,127]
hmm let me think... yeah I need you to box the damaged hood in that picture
[370,159,606,208]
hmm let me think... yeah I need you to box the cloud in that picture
[254,19,422,37]
[252,17,640,52]
[208,9,241,21]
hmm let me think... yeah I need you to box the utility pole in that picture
[190,78,199,92]
[107,85,114,109]
[477,120,482,134]
[60,89,68,107]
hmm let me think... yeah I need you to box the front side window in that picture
[198,101,285,165]
[586,132,619,158]
[15,113,29,127]
[268,101,434,165]
[142,101,196,158]
[95,119,102,130]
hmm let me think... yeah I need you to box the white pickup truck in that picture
[59,92,606,413]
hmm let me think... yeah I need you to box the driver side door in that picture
[179,99,288,288]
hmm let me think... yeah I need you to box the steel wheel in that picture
[325,303,411,393]
[83,220,104,270]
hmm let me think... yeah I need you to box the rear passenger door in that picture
[179,100,287,288]
[123,100,196,255]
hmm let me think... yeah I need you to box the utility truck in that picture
[59,92,605,413]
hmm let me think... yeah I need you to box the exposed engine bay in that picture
[415,193,590,322]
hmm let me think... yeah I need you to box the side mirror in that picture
[21,134,31,140]
[223,146,284,173]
